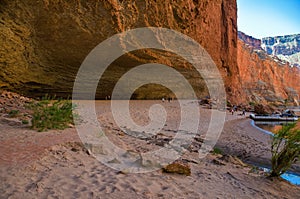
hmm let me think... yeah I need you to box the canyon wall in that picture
[0,0,239,100]
[3,1,298,104]
[238,31,261,50]
[237,33,300,105]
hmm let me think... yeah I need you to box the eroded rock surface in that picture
[1,0,240,100]
[237,33,300,105]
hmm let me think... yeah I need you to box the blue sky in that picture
[237,0,300,39]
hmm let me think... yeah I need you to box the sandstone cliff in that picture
[237,33,300,105]
[238,31,261,50]
[0,0,239,100]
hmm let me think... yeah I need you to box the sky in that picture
[237,0,300,39]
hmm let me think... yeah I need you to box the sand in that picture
[0,100,299,198]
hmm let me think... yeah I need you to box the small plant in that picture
[30,95,76,131]
[22,119,29,125]
[212,147,223,155]
[270,122,300,177]
[8,109,20,117]
[249,101,256,106]
[226,100,232,107]
[249,166,259,174]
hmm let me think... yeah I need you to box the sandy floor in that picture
[0,100,299,198]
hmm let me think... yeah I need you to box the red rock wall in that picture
[238,31,261,50]
[237,39,300,105]
[0,0,238,100]
[2,0,298,104]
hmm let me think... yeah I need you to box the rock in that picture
[237,32,300,105]
[2,1,299,105]
[0,0,238,101]
[238,31,261,50]
[219,155,248,167]
[85,143,109,155]
[0,90,33,123]
[107,158,121,164]
[261,34,300,67]
[0,117,22,126]
[162,161,191,176]
[187,141,202,153]
[182,158,199,165]
[254,104,274,114]
[212,158,226,166]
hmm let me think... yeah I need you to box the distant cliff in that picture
[238,31,261,50]
[237,32,300,105]
[261,34,300,67]
[0,0,239,100]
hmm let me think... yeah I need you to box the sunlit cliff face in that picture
[237,32,300,105]
[1,0,299,105]
[0,0,239,101]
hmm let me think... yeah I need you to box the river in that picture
[252,120,300,186]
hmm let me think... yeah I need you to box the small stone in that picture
[220,155,248,167]
[107,158,121,164]
[162,161,191,176]
[212,158,226,166]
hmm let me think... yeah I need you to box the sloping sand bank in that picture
[0,101,299,198]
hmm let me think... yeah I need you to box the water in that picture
[252,121,300,186]
[281,172,300,185]
[254,121,296,134]
[260,167,300,186]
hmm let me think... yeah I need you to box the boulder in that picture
[162,160,191,176]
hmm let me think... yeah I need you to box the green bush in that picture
[212,147,223,155]
[8,109,20,117]
[249,101,256,106]
[30,95,76,132]
[22,119,29,125]
[270,122,300,177]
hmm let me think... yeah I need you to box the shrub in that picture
[212,147,223,155]
[249,101,256,106]
[30,95,76,131]
[22,119,29,125]
[270,122,300,177]
[226,100,232,107]
[8,109,20,117]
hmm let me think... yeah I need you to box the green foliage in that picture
[249,166,259,174]
[8,109,20,117]
[270,122,300,177]
[249,101,256,106]
[30,95,76,132]
[22,119,29,125]
[226,100,232,107]
[212,147,223,155]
